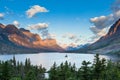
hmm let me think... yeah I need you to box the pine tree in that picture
[12,55,16,67]
[25,70,37,80]
[1,61,10,80]
[92,54,106,80]
[49,62,58,80]
[80,61,91,80]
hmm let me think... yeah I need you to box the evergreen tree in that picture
[80,61,91,80]
[25,70,37,80]
[0,54,120,80]
[49,62,58,80]
[1,61,10,80]
[12,55,16,67]
[92,54,106,80]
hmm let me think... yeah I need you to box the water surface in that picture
[0,53,114,70]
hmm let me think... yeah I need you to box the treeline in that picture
[0,54,120,80]
[49,54,120,80]
[0,56,46,80]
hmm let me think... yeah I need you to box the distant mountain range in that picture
[2,18,120,54]
[72,19,120,54]
[66,44,90,51]
[0,23,64,54]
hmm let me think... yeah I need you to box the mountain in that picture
[66,44,90,51]
[0,23,64,54]
[74,19,120,54]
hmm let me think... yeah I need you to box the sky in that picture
[0,0,119,48]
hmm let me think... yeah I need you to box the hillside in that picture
[0,23,64,54]
[73,19,120,54]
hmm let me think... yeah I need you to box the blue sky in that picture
[0,0,116,47]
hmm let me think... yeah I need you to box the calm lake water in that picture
[0,53,118,70]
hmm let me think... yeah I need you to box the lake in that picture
[0,53,118,70]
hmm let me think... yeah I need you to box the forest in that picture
[0,54,120,80]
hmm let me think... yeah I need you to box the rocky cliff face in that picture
[106,19,120,37]
[0,23,64,54]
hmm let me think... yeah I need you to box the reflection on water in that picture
[0,53,117,70]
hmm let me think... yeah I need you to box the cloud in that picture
[58,42,79,49]
[41,30,56,39]
[90,26,101,34]
[69,43,78,47]
[41,29,49,39]
[47,33,56,39]
[40,30,56,39]
[90,27,109,42]
[27,23,49,39]
[0,13,4,19]
[26,5,48,18]
[90,26,109,36]
[58,43,68,49]
[27,23,55,39]
[27,23,48,30]
[13,21,20,27]
[88,36,100,43]
[62,33,77,40]
[45,33,56,39]
[90,14,114,29]
[111,0,120,12]
[97,27,109,36]
[62,33,82,45]
[89,0,120,41]
[75,38,81,43]
[62,33,82,43]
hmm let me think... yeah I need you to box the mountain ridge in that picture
[0,23,64,54]
[72,19,120,54]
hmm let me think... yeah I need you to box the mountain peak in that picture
[0,23,5,28]
[19,28,30,32]
[84,18,120,54]
[107,19,120,36]
[4,24,20,34]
